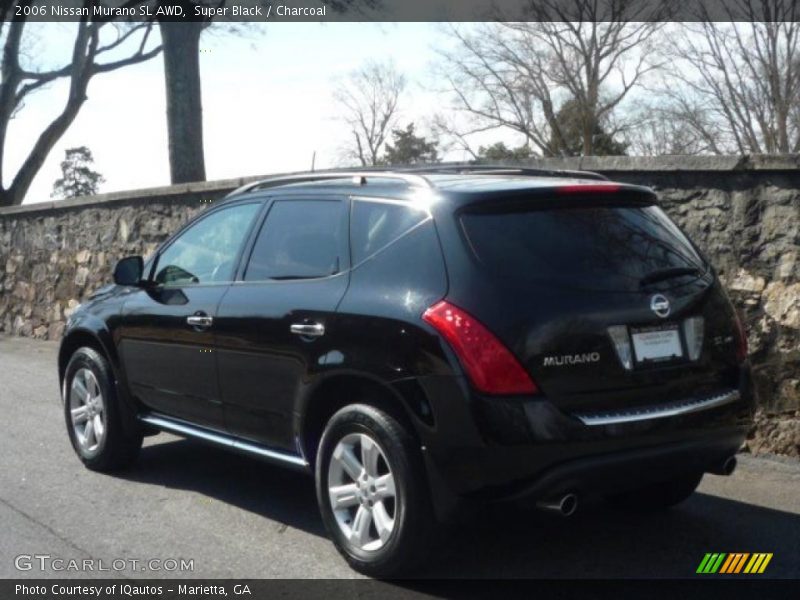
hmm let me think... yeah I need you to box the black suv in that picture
[59,167,754,576]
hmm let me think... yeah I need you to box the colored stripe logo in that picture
[697,553,773,574]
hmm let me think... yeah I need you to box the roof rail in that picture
[225,171,434,198]
[402,164,609,181]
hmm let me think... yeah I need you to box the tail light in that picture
[734,313,748,362]
[423,301,538,395]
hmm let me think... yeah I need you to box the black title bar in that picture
[6,0,800,23]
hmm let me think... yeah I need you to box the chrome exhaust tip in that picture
[708,455,737,476]
[537,493,578,517]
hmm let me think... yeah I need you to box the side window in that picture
[154,203,260,286]
[244,200,345,281]
[351,200,429,265]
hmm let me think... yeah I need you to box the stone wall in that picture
[0,176,259,340]
[1,158,798,456]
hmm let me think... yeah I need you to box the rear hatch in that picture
[451,184,742,412]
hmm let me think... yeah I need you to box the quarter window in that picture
[350,200,429,265]
[244,200,345,281]
[153,203,260,286]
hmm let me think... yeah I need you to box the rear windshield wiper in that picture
[639,266,702,287]
[269,275,312,281]
[269,272,338,281]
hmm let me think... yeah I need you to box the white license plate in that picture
[632,328,683,363]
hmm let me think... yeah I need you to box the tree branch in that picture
[0,7,163,206]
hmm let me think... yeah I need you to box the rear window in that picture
[460,204,706,292]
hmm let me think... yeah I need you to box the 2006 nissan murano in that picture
[58,167,754,576]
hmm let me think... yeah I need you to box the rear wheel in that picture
[315,404,435,577]
[64,347,142,472]
[610,472,703,510]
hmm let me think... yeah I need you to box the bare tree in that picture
[624,105,712,155]
[0,1,161,207]
[430,112,482,159]
[434,1,667,157]
[334,60,405,166]
[655,3,800,154]
[157,0,376,183]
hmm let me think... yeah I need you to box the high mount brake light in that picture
[556,183,622,194]
[423,301,538,395]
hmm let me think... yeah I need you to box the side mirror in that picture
[113,256,144,286]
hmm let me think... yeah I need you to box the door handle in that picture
[187,315,214,328]
[290,322,325,338]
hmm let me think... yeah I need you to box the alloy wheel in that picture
[327,432,397,552]
[69,367,106,454]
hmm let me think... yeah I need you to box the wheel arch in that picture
[58,326,142,437]
[297,372,425,468]
[58,328,118,389]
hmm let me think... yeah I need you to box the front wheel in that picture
[63,347,143,472]
[315,404,435,577]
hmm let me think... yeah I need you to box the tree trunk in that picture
[159,20,206,184]
[0,189,13,208]
[582,119,593,156]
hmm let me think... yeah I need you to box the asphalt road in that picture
[1,335,798,580]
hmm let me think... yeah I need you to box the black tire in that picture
[63,347,143,472]
[315,403,436,577]
[610,472,704,511]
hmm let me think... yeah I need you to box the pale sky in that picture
[10,22,519,204]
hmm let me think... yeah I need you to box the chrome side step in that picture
[573,389,741,427]
[139,414,309,471]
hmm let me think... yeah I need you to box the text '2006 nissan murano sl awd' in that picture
[58,166,754,576]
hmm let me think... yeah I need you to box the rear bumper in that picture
[413,364,754,515]
[497,430,744,504]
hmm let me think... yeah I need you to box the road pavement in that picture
[1,335,798,579]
